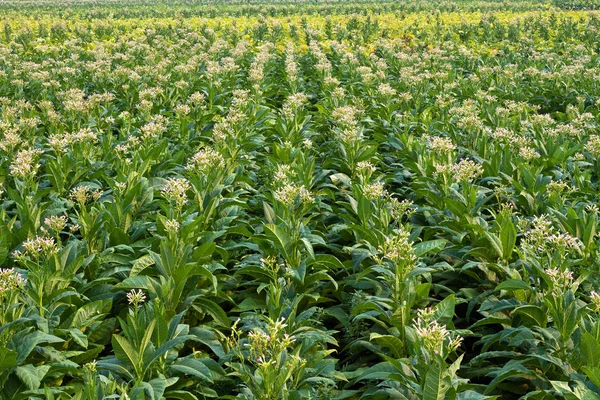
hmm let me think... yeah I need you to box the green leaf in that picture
[423,361,446,400]
[356,362,399,382]
[171,358,213,381]
[414,239,447,257]
[483,232,503,259]
[165,391,199,400]
[114,276,156,291]
[0,232,7,265]
[456,391,499,400]
[263,224,292,260]
[369,333,404,358]
[15,364,51,390]
[147,336,192,369]
[13,331,64,364]
[192,298,230,328]
[263,201,276,224]
[433,294,455,324]
[232,296,265,312]
[499,219,516,261]
[189,328,226,358]
[68,329,89,349]
[307,254,346,271]
[193,242,216,263]
[70,299,112,329]
[583,366,600,389]
[580,332,600,368]
[511,305,547,328]
[131,255,155,276]
[112,335,140,371]
[496,279,532,292]
[574,386,600,400]
[148,376,178,399]
[484,360,535,395]
[0,348,17,371]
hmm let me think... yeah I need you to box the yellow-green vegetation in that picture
[0,0,600,399]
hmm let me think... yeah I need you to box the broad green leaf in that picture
[511,305,547,328]
[68,329,88,349]
[496,279,532,292]
[0,348,17,371]
[0,232,7,265]
[232,296,266,312]
[263,224,292,258]
[171,358,212,381]
[456,391,499,400]
[499,219,516,261]
[484,360,536,394]
[13,331,64,364]
[131,255,155,276]
[263,201,276,224]
[15,364,51,390]
[112,335,140,371]
[414,239,447,257]
[422,361,445,400]
[192,298,230,328]
[356,362,399,382]
[114,276,156,291]
[483,232,503,259]
[165,391,200,400]
[369,333,404,358]
[583,366,600,389]
[433,294,455,324]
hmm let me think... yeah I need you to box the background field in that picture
[0,0,600,399]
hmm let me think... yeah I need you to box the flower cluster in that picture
[0,268,26,296]
[451,159,484,182]
[164,219,180,235]
[425,135,456,153]
[522,215,582,256]
[413,308,463,360]
[273,183,313,206]
[140,115,168,139]
[245,317,296,365]
[44,215,68,235]
[48,127,97,152]
[70,185,102,205]
[589,291,600,312]
[519,146,540,161]
[386,198,414,220]
[185,147,225,174]
[376,229,417,268]
[13,236,59,262]
[332,105,363,128]
[126,289,146,308]
[585,135,600,156]
[436,159,483,183]
[281,92,307,118]
[544,268,575,296]
[363,182,386,200]
[10,148,44,180]
[161,177,191,209]
[356,161,377,179]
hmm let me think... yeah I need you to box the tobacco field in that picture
[1,0,600,398]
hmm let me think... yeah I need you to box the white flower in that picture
[10,148,44,179]
[126,289,146,307]
[186,148,224,174]
[161,178,191,209]
[273,184,312,206]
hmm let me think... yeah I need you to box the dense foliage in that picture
[1,1,600,399]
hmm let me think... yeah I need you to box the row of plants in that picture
[0,0,554,19]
